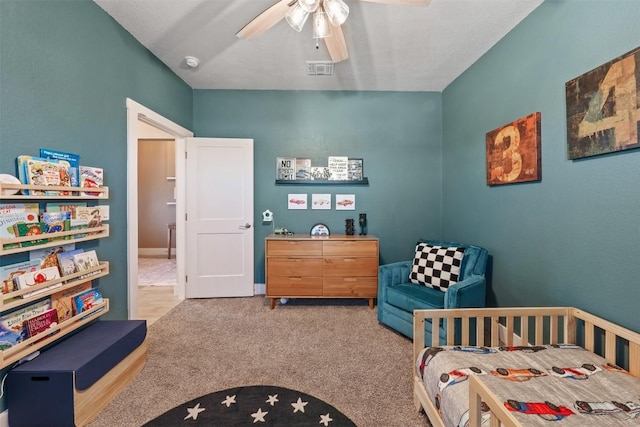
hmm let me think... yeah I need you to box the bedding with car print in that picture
[416,344,640,426]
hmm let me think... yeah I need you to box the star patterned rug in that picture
[142,385,357,426]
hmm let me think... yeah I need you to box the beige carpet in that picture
[88,297,431,427]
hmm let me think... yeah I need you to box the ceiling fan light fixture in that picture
[312,9,332,39]
[299,0,320,13]
[285,3,310,32]
[324,0,349,26]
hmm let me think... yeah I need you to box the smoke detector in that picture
[185,56,200,68]
[306,61,334,76]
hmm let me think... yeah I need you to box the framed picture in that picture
[347,158,363,181]
[335,194,355,210]
[565,46,640,159]
[486,112,541,186]
[311,194,331,210]
[287,193,307,210]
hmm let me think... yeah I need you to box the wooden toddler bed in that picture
[413,307,640,427]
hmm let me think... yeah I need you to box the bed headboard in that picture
[413,307,640,377]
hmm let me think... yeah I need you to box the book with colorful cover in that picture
[40,148,79,191]
[0,300,51,349]
[42,211,71,241]
[13,222,47,247]
[75,206,102,229]
[30,243,75,271]
[73,250,100,279]
[79,166,104,196]
[0,259,40,294]
[51,282,92,322]
[45,202,87,219]
[69,218,89,239]
[56,248,84,277]
[25,308,59,338]
[0,203,39,249]
[14,266,62,298]
[72,287,103,316]
[21,156,71,196]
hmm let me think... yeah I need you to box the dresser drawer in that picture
[323,257,378,277]
[323,240,378,257]
[267,277,323,296]
[323,277,377,297]
[267,240,322,257]
[267,257,323,276]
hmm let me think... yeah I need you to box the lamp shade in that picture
[299,0,320,13]
[285,3,310,32]
[324,0,349,26]
[312,10,332,38]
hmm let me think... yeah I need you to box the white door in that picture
[185,138,254,298]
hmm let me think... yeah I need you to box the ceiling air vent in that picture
[306,61,334,76]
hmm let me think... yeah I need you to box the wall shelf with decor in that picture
[0,181,110,369]
[275,178,369,185]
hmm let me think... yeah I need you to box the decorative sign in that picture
[566,46,640,159]
[486,112,541,186]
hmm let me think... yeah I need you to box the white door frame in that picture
[126,98,193,319]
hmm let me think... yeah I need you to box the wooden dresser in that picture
[265,234,379,309]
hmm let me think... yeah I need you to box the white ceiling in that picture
[94,0,543,92]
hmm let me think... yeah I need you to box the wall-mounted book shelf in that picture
[0,183,108,199]
[0,179,110,369]
[275,178,369,185]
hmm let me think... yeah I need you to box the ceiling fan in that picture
[236,0,431,63]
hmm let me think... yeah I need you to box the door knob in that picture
[241,223,252,229]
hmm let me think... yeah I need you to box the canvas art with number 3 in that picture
[486,112,541,186]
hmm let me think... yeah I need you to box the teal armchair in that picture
[377,239,488,340]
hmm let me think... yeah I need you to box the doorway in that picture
[126,99,193,320]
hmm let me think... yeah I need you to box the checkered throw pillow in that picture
[409,243,466,291]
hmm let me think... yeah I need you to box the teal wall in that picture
[194,90,443,282]
[0,0,193,324]
[442,0,640,331]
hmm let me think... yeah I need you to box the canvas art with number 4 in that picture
[565,46,640,160]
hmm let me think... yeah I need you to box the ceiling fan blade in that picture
[236,0,296,39]
[357,0,430,5]
[325,24,349,63]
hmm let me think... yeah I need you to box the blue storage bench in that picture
[8,320,147,427]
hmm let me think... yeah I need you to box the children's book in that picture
[25,308,59,338]
[0,260,40,294]
[72,287,103,316]
[42,211,71,241]
[75,206,102,229]
[13,222,47,247]
[22,156,71,196]
[0,300,50,349]
[30,244,75,271]
[56,248,84,276]
[14,266,62,298]
[40,148,79,192]
[0,204,39,249]
[51,282,92,322]
[45,202,87,219]
[73,250,100,279]
[78,166,104,196]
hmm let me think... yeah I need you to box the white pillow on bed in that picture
[409,243,465,291]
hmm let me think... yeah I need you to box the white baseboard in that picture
[254,283,265,295]
[139,248,172,257]
[0,409,8,427]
